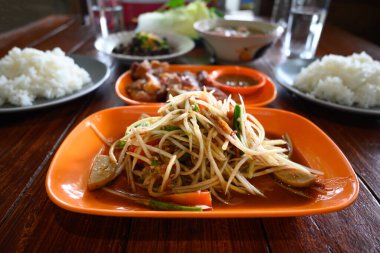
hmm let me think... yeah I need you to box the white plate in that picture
[94,31,195,62]
[0,55,110,113]
[275,58,380,116]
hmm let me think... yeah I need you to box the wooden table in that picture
[0,15,379,253]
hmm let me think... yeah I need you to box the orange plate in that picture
[115,65,277,106]
[46,105,358,218]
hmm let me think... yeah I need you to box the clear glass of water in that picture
[87,0,125,37]
[283,0,330,59]
[271,0,292,29]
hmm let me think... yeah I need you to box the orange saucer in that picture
[209,66,266,95]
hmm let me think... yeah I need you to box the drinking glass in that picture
[87,0,125,37]
[271,0,292,28]
[283,0,330,59]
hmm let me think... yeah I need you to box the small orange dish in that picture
[209,66,266,95]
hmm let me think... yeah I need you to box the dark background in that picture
[0,0,379,45]
[258,0,380,45]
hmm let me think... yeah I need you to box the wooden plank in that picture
[0,15,73,57]
[263,182,380,253]
[0,167,130,252]
[0,99,89,221]
[0,157,267,252]
[318,25,380,60]
[32,21,94,53]
[125,218,268,253]
[0,19,379,253]
[1,156,378,252]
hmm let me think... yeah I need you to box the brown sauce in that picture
[216,74,259,87]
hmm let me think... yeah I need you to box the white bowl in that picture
[194,19,283,62]
[94,31,195,62]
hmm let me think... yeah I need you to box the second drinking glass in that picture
[283,0,330,59]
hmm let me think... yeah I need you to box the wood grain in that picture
[0,15,379,253]
[318,25,380,60]
[0,15,73,57]
[263,184,380,253]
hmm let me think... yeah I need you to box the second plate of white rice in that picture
[275,53,380,116]
[0,49,109,113]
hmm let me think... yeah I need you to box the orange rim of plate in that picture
[115,65,277,106]
[46,105,359,218]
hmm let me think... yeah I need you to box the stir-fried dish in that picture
[88,90,325,211]
[126,60,227,102]
[112,32,171,56]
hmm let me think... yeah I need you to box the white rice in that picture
[0,47,91,106]
[294,52,380,108]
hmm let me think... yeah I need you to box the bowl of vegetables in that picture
[136,0,219,39]
[94,31,195,62]
[194,19,283,62]
[112,31,171,56]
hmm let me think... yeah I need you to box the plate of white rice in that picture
[0,47,110,113]
[275,52,380,116]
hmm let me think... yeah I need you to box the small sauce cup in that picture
[210,66,266,95]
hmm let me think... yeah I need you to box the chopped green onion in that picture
[162,126,180,131]
[136,121,149,128]
[233,104,242,133]
[192,103,200,112]
[179,152,190,162]
[116,140,126,149]
[165,0,185,8]
[102,188,204,212]
[151,159,161,166]
[146,199,203,211]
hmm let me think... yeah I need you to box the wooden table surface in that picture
[0,15,379,253]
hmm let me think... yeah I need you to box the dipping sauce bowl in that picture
[210,66,266,95]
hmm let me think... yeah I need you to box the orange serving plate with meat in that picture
[115,64,277,106]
